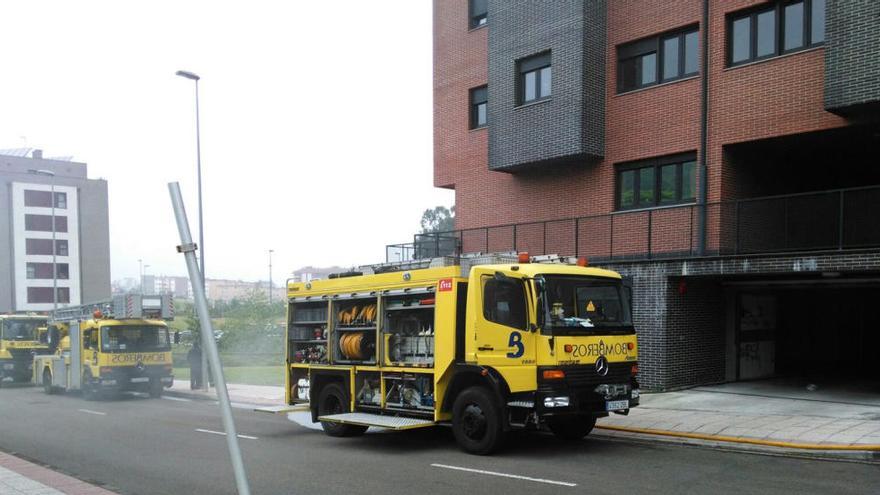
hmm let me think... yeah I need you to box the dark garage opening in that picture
[737,284,880,383]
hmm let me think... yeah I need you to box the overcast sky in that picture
[0,0,452,284]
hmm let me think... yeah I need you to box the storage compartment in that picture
[332,298,377,364]
[383,294,435,367]
[383,372,435,412]
[290,367,310,402]
[289,301,329,364]
[354,371,381,408]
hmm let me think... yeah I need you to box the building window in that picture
[728,0,825,66]
[617,154,697,210]
[518,52,551,105]
[618,25,699,93]
[470,85,488,129]
[26,263,68,279]
[23,190,66,209]
[24,214,67,233]
[469,0,487,29]
[27,287,69,304]
[28,239,69,256]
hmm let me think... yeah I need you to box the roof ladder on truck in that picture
[49,294,175,322]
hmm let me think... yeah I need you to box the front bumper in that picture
[535,363,639,417]
[95,366,174,390]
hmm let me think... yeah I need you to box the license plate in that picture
[130,377,150,383]
[606,400,629,411]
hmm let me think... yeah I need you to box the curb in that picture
[594,424,880,462]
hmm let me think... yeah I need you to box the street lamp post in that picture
[30,169,57,313]
[268,250,274,305]
[138,259,143,294]
[176,69,209,391]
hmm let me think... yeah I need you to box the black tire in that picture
[317,383,367,437]
[42,369,55,395]
[83,373,100,401]
[149,379,163,398]
[452,386,505,455]
[547,414,596,441]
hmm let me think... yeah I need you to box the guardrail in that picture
[387,185,880,263]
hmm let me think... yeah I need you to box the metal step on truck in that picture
[34,294,176,400]
[274,253,640,455]
[0,313,51,386]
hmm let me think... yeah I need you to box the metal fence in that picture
[386,186,880,263]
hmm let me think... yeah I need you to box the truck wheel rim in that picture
[461,403,487,440]
[324,395,342,415]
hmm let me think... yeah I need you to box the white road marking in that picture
[77,409,107,416]
[161,396,193,402]
[195,428,258,440]
[430,463,577,487]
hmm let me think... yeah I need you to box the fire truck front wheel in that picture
[317,382,367,437]
[452,386,505,455]
[149,379,163,398]
[547,414,596,441]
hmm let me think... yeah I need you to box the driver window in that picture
[83,329,92,349]
[482,276,527,330]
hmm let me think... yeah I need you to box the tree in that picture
[420,205,455,233]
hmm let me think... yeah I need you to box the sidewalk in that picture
[167,379,284,406]
[166,379,880,460]
[0,452,116,495]
[594,381,880,460]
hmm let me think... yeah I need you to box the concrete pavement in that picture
[0,452,117,495]
[166,378,880,459]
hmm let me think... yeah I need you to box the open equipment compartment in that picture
[289,300,329,364]
[331,295,377,364]
[382,287,436,367]
[289,366,311,403]
[383,372,435,415]
[354,370,382,409]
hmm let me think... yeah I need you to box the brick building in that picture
[421,0,880,390]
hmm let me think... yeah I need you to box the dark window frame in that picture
[727,0,825,67]
[617,24,700,94]
[517,51,552,105]
[469,85,488,129]
[616,153,698,211]
[468,0,487,30]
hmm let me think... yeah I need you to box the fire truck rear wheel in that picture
[452,386,505,455]
[317,382,367,437]
[42,369,55,395]
[547,414,596,440]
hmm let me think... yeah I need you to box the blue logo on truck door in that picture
[507,331,524,358]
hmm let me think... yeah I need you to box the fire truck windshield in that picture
[100,325,171,353]
[1,319,43,341]
[538,275,633,335]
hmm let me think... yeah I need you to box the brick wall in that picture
[434,0,853,232]
[824,0,880,116]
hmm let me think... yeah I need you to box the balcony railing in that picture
[386,185,880,263]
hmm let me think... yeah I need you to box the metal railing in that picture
[386,185,880,263]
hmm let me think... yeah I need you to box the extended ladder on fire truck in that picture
[49,294,175,323]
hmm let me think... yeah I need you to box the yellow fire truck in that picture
[284,254,639,454]
[0,314,50,386]
[34,294,176,400]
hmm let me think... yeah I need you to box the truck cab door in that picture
[470,269,536,372]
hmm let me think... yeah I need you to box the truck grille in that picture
[538,363,633,391]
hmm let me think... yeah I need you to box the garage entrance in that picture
[734,283,880,382]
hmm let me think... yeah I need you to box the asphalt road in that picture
[0,386,878,495]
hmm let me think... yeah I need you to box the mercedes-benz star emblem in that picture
[595,356,609,377]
